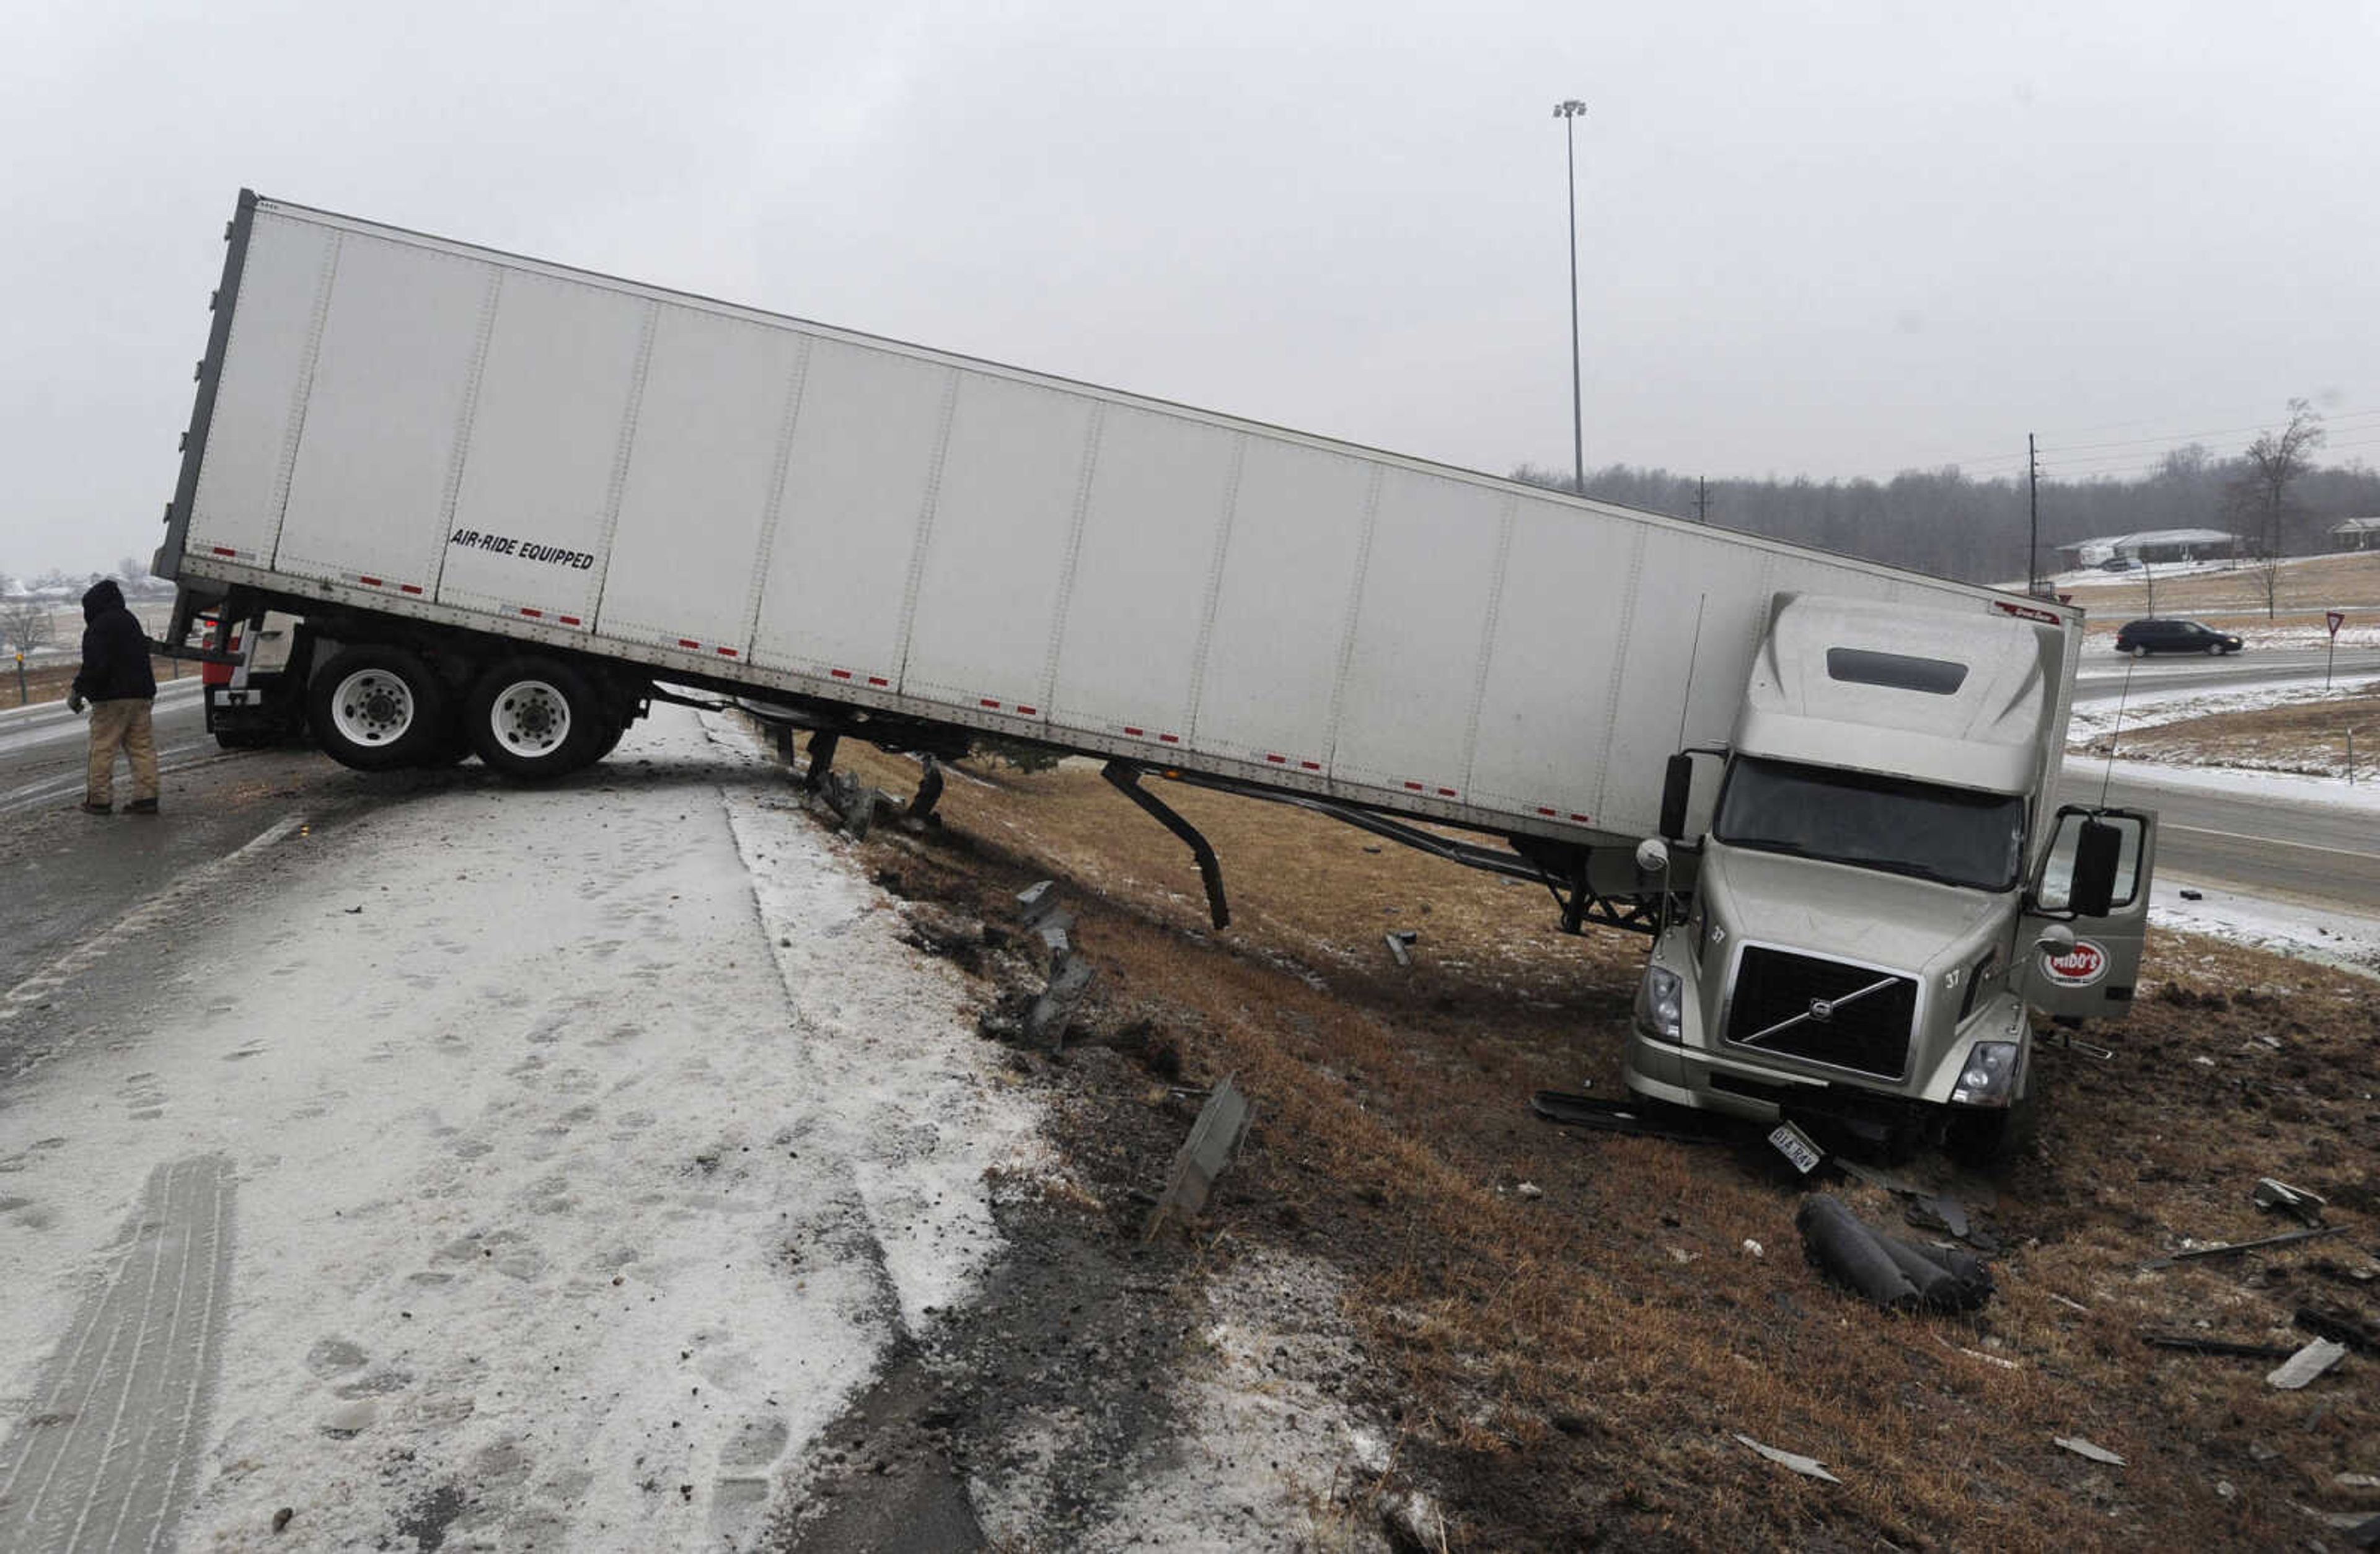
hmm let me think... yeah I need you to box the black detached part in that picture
[1796,1193,1994,1313]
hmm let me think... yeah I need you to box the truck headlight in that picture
[1635,966,1683,1041]
[1950,1040,2020,1106]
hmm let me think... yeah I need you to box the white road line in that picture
[2160,822,2380,863]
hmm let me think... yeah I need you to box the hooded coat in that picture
[73,579,157,703]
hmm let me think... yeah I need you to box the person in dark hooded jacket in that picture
[69,578,159,814]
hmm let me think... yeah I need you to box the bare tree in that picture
[117,555,150,584]
[2231,398,2326,618]
[2,599,53,706]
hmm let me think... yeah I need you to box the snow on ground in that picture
[0,705,1042,1549]
[2073,754,2380,816]
[2066,672,2380,749]
[2147,874,2380,980]
[978,1248,1399,1554]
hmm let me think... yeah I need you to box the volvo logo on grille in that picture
[1807,998,1835,1022]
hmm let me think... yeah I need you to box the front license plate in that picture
[1768,1122,1823,1175]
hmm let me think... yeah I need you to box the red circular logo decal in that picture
[2043,941,2107,986]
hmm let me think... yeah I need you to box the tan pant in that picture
[87,699,159,807]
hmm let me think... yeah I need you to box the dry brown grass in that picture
[2069,551,2380,637]
[809,735,2379,1550]
[2081,685,2380,778]
[4,656,189,709]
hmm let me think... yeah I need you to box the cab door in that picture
[2018,806,2159,1022]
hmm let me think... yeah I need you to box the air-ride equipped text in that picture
[447,529,596,569]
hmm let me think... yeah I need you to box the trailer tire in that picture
[308,647,449,771]
[467,657,604,779]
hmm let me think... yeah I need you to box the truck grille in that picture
[1724,947,1915,1080]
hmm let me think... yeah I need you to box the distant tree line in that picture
[1514,432,2380,587]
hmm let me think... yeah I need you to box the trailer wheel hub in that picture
[330,669,416,746]
[490,680,571,757]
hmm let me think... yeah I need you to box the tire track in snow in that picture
[0,1154,234,1553]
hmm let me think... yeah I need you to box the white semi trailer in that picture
[152,190,2154,1157]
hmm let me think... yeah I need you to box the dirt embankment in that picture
[758,736,2380,1551]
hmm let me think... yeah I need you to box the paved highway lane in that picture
[2060,641,2380,916]
[2074,645,2380,700]
[0,688,422,1057]
[2063,758,2380,916]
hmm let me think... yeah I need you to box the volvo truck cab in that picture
[1625,594,2156,1159]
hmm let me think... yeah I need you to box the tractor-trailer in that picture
[151,190,2155,1157]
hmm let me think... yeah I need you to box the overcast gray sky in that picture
[6,0,2376,576]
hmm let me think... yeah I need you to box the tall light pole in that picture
[1553,99,1587,494]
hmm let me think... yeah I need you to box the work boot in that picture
[126,797,160,815]
[79,800,112,815]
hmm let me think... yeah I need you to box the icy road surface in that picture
[0,706,1042,1550]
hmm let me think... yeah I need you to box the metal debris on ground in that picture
[1025,959,1096,1048]
[1795,1193,1993,1313]
[2141,1225,2344,1269]
[1143,1074,1254,1242]
[2053,1436,2126,1466]
[1528,1091,1737,1146]
[2252,1177,2327,1226]
[1835,1158,1926,1196]
[1904,1194,1971,1239]
[1938,1335,2019,1371]
[2296,1306,2380,1356]
[1382,929,1416,967]
[1734,1433,1841,1484]
[2136,1332,2303,1361]
[1034,908,1075,964]
[2267,1338,2350,1390]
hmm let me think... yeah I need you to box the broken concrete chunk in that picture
[1015,880,1057,922]
[2267,1338,2350,1390]
[2054,1435,2126,1466]
[1734,1433,1841,1483]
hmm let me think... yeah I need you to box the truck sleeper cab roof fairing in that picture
[1730,594,2057,795]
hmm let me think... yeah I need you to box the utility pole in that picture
[2027,432,2040,595]
[1553,99,1587,493]
[1694,476,1709,524]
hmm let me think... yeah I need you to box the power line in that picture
[2040,406,2380,457]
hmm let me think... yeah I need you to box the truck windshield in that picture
[1714,757,2024,891]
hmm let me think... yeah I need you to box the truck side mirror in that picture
[2069,818,2121,918]
[1659,753,1693,841]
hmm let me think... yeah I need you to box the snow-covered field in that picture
[2067,672,2380,750]
[0,707,1044,1548]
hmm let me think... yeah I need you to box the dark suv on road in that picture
[2113,618,2244,656]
